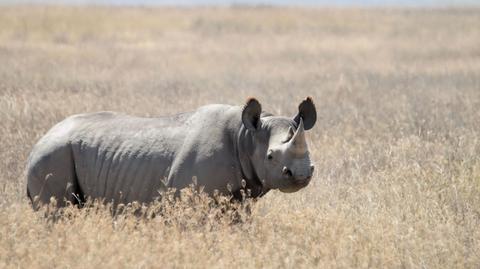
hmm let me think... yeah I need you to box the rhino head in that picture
[241,97,316,194]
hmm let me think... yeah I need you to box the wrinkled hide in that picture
[26,98,316,208]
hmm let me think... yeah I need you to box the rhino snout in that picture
[282,165,314,183]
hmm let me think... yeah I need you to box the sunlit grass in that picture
[0,5,480,268]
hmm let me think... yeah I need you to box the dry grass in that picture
[1,5,480,268]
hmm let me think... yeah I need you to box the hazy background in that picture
[2,0,480,7]
[1,1,479,268]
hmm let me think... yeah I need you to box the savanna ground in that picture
[1,5,480,268]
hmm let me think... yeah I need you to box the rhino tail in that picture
[69,148,85,208]
[27,186,32,202]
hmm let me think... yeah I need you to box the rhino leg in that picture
[26,141,82,210]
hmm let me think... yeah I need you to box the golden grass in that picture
[1,5,480,268]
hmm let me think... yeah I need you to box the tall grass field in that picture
[1,6,480,268]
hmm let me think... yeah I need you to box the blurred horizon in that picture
[1,0,479,7]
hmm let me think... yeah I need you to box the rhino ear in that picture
[242,98,262,131]
[293,97,316,130]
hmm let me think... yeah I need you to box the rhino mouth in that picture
[279,176,311,193]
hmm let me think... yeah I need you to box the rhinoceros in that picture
[26,97,316,209]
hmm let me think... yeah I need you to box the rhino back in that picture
[67,105,244,203]
[68,111,192,204]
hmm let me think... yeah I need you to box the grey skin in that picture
[26,97,316,209]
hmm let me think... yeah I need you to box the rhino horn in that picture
[288,118,308,155]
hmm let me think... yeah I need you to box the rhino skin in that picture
[26,97,316,209]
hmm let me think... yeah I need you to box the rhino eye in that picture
[267,150,273,160]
